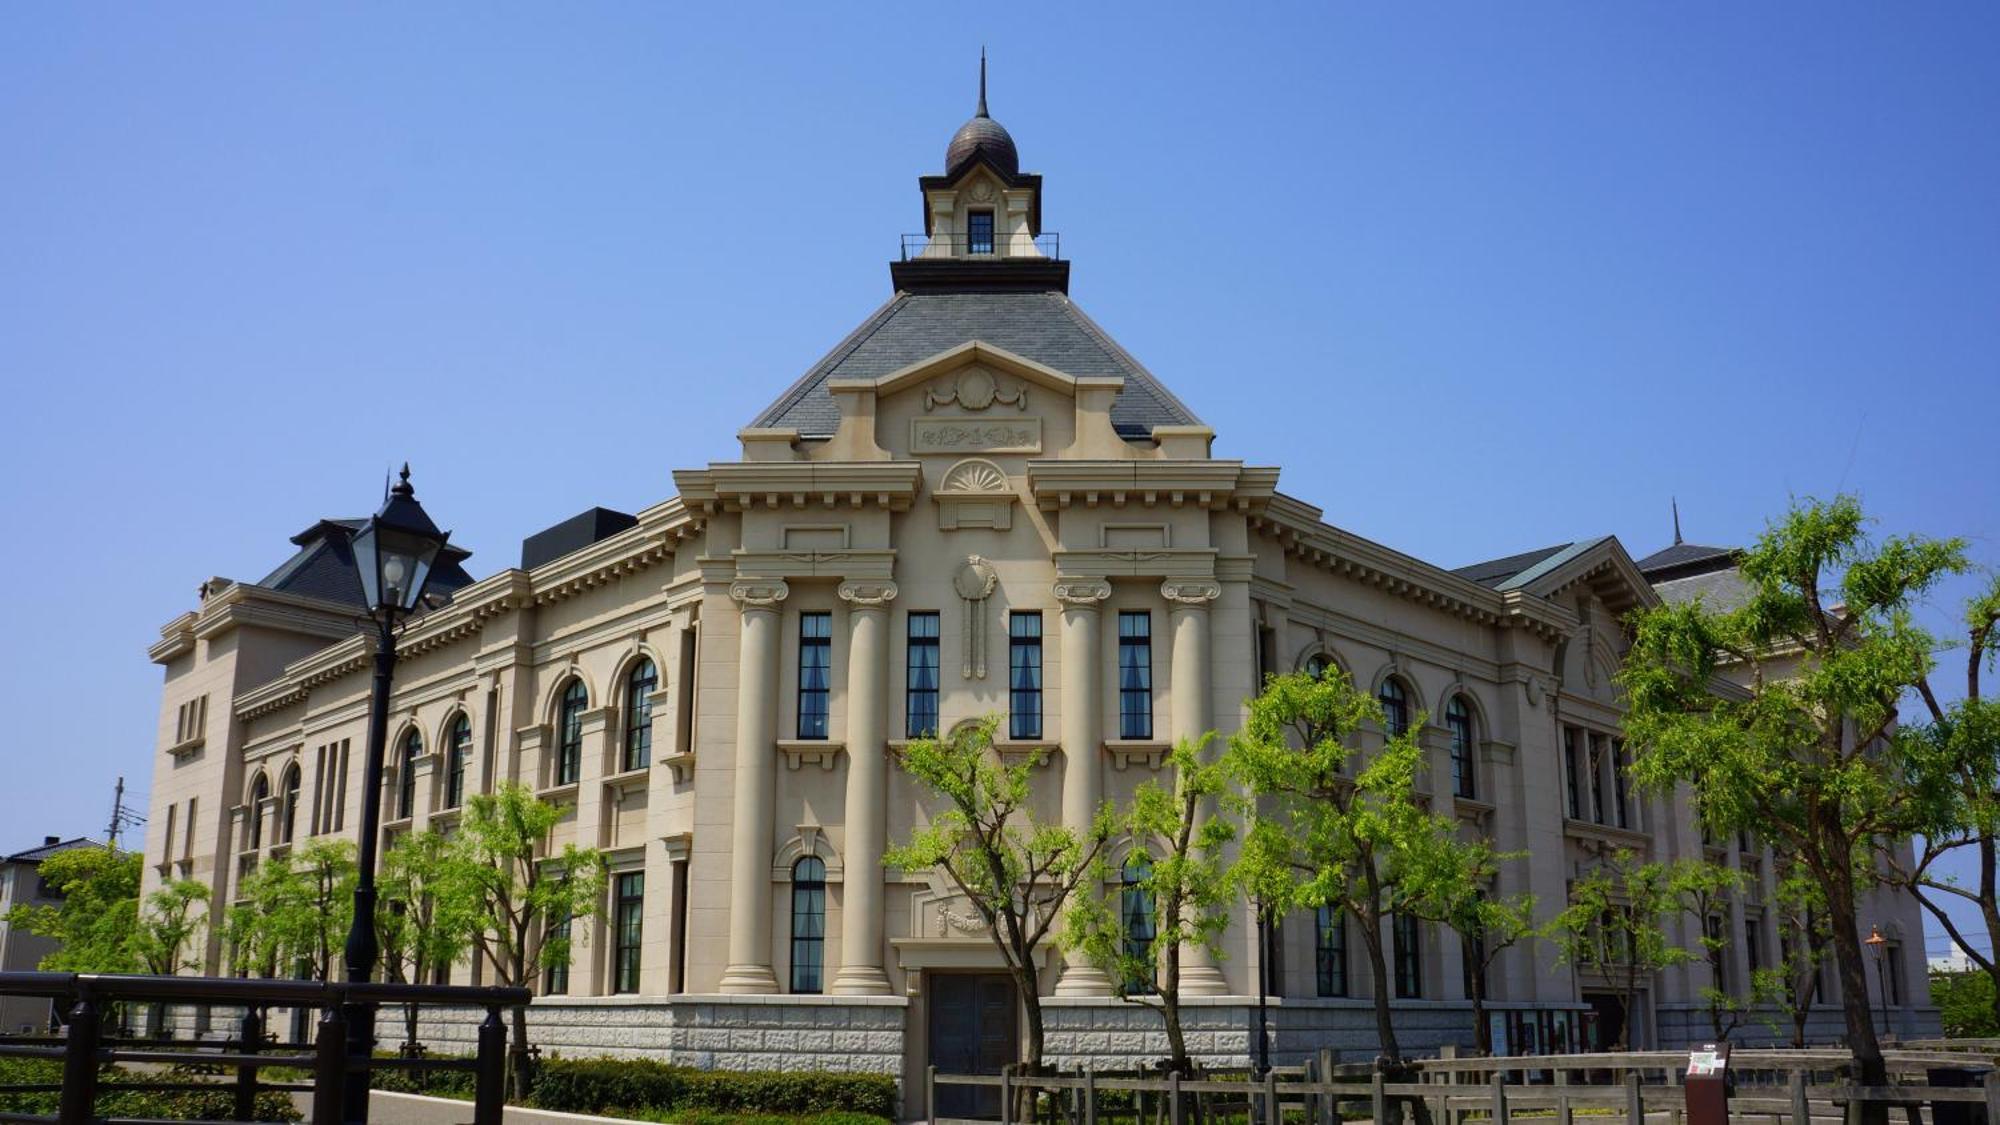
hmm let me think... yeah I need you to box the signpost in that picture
[1684,1042,1732,1125]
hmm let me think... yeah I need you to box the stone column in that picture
[719,578,787,994]
[1053,576,1113,997]
[1163,578,1228,996]
[834,579,897,995]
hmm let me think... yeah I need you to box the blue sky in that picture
[3,5,1995,957]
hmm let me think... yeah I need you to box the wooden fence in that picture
[928,1046,2000,1125]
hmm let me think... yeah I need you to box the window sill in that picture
[383,816,413,832]
[662,752,696,784]
[995,740,1057,765]
[602,767,649,795]
[1451,796,1496,817]
[1103,740,1169,771]
[166,736,206,761]
[1564,818,1651,850]
[538,782,581,804]
[776,739,844,771]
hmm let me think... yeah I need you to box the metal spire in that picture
[977,47,989,118]
[1672,498,1683,546]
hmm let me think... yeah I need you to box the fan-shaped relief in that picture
[907,873,1024,940]
[935,459,1017,531]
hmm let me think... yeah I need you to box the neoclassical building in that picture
[141,83,1935,1093]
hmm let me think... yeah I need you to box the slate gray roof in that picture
[751,291,1203,439]
[1634,542,1737,579]
[257,519,476,610]
[4,837,107,864]
[1453,544,1576,589]
[1652,566,1755,611]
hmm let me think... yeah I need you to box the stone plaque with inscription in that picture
[910,417,1042,454]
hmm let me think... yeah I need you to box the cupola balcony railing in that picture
[899,232,1061,261]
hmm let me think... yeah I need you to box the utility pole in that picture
[105,776,146,850]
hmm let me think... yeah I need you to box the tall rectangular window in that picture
[907,612,940,738]
[1264,913,1285,997]
[183,798,197,862]
[1613,740,1632,829]
[798,612,831,740]
[161,804,177,866]
[1393,913,1423,999]
[614,873,644,994]
[967,210,994,254]
[1588,733,1608,825]
[1563,728,1582,819]
[1009,612,1043,740]
[1118,611,1153,740]
[543,917,570,995]
[1315,906,1347,997]
[1885,942,1904,1006]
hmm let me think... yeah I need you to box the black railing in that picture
[899,232,1061,261]
[0,971,527,1125]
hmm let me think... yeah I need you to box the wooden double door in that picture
[928,973,1018,1120]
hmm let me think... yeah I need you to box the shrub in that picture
[524,1058,897,1119]
[0,1058,299,1121]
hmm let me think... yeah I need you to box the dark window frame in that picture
[556,679,587,786]
[1393,912,1423,999]
[445,715,471,808]
[1120,854,1157,995]
[613,873,644,994]
[1446,696,1477,800]
[624,658,657,772]
[1118,611,1153,740]
[1315,905,1347,997]
[798,612,832,741]
[1379,678,1411,738]
[1009,611,1043,740]
[543,915,571,995]
[967,209,995,254]
[907,612,940,739]
[397,729,421,820]
[790,856,827,994]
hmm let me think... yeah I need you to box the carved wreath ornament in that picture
[926,366,1026,413]
[954,555,999,679]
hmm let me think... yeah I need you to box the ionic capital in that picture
[729,578,790,609]
[1052,577,1112,607]
[1160,578,1221,607]
[837,579,899,608]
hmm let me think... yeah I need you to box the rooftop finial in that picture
[977,47,988,118]
[393,462,414,499]
[1672,497,1683,545]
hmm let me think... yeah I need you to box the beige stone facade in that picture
[139,95,1935,1094]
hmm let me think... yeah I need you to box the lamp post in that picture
[342,465,451,1123]
[1864,924,1889,1043]
[1254,900,1272,1079]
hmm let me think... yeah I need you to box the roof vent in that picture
[43,836,59,846]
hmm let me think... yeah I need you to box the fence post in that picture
[1169,1068,1184,1125]
[1002,1066,1015,1125]
[928,1064,938,1125]
[1372,1071,1387,1125]
[1490,1071,1509,1125]
[1084,1065,1097,1125]
[1264,1067,1279,1125]
[234,1006,264,1122]
[1318,1049,1335,1125]
[1624,1070,1643,1125]
[1557,1091,1573,1125]
[1791,1070,1809,1125]
[473,1005,507,1125]
[58,991,100,1125]
[310,1003,348,1125]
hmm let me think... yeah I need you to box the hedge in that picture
[525,1058,898,1119]
[0,1057,302,1121]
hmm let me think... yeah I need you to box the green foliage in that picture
[3,846,141,973]
[452,781,606,993]
[224,838,357,979]
[1552,849,1692,1048]
[1619,495,1969,1072]
[887,715,1111,1071]
[130,877,211,975]
[520,1058,897,1119]
[378,829,478,988]
[1931,969,1999,1039]
[0,1058,299,1121]
[1224,666,1494,1065]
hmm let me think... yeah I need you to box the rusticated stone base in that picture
[1654,1002,1941,1049]
[1042,997,1478,1072]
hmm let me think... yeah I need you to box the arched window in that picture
[248,774,270,850]
[279,765,300,844]
[624,659,657,773]
[1304,652,1333,680]
[790,856,826,994]
[556,679,587,786]
[397,729,422,820]
[1378,678,1411,738]
[1120,854,1157,995]
[444,715,471,809]
[1446,696,1477,799]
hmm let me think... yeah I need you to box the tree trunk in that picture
[1819,820,1887,1125]
[1359,912,1400,1065]
[1470,958,1490,1055]
[508,1002,532,1098]
[1981,837,2000,1032]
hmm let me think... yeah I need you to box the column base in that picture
[1180,964,1228,996]
[717,964,780,994]
[1053,963,1114,997]
[831,965,894,996]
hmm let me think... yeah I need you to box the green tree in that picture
[4,846,141,973]
[1224,667,1483,1074]
[1895,570,2000,1028]
[225,840,357,981]
[1063,734,1235,1074]
[1930,968,1999,1039]
[130,878,212,976]
[1664,857,1751,1040]
[1552,848,1691,1050]
[886,716,1112,1076]
[450,782,606,1094]
[377,830,477,1051]
[1415,837,1536,1056]
[1620,495,1964,1098]
[1761,863,1831,1047]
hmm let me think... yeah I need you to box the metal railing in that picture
[899,232,1061,261]
[0,971,528,1125]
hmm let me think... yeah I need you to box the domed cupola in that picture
[945,56,1019,178]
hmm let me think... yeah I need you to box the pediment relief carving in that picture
[926,365,1027,413]
[935,458,1018,530]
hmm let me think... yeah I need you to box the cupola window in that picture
[967,210,995,254]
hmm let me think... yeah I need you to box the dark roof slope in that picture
[1634,542,1738,582]
[5,837,108,864]
[257,519,475,610]
[750,290,1203,440]
[1452,544,1576,589]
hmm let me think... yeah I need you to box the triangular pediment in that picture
[829,339,1114,402]
[1505,536,1660,616]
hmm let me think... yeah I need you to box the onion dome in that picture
[945,51,1018,177]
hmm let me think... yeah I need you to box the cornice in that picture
[673,462,923,514]
[187,584,361,647]
[732,548,896,583]
[1025,460,1276,512]
[148,612,199,664]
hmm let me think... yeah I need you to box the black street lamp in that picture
[342,464,451,1123]
[1254,900,1272,1079]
